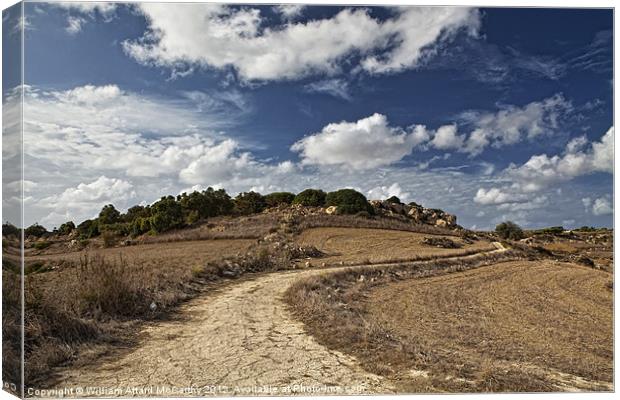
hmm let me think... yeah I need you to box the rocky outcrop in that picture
[369,200,458,228]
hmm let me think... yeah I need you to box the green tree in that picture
[234,191,266,215]
[264,192,296,207]
[77,219,100,238]
[325,189,373,215]
[292,189,327,207]
[58,221,76,235]
[24,223,47,238]
[386,195,401,204]
[495,221,524,240]
[149,196,184,233]
[99,204,121,225]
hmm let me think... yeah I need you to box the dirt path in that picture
[47,246,506,397]
[49,268,394,397]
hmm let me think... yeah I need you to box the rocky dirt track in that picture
[47,246,504,397]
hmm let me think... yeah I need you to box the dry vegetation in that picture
[296,227,493,265]
[285,251,613,393]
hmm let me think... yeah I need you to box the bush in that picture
[234,191,266,215]
[58,221,75,235]
[98,204,121,225]
[264,192,296,207]
[293,189,327,207]
[535,226,564,235]
[149,196,185,234]
[386,196,401,204]
[496,221,524,240]
[77,219,100,238]
[33,241,51,250]
[325,189,373,215]
[2,223,20,237]
[25,223,48,238]
[177,188,234,220]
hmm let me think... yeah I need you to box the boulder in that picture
[325,205,338,215]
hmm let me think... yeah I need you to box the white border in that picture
[0,1,616,400]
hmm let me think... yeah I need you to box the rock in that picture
[435,219,448,227]
[325,206,338,215]
[305,261,312,268]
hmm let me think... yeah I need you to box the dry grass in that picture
[285,252,613,392]
[22,238,255,386]
[295,227,494,265]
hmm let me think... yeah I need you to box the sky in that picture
[1,2,614,230]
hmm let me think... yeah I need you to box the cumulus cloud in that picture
[461,94,572,155]
[291,113,427,169]
[473,188,513,205]
[473,127,614,221]
[504,126,614,192]
[39,176,135,226]
[592,197,613,216]
[122,4,480,81]
[430,124,465,150]
[367,183,410,202]
[274,4,306,21]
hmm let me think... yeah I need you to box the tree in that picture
[123,205,151,223]
[99,204,121,225]
[386,195,401,204]
[292,189,326,207]
[495,221,524,240]
[325,189,373,215]
[2,223,20,237]
[58,221,76,235]
[234,192,266,215]
[149,196,184,233]
[77,219,100,238]
[24,223,47,238]
[264,192,296,207]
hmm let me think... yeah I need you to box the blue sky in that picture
[2,2,614,229]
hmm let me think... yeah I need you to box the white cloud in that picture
[592,197,613,216]
[291,113,426,169]
[54,2,118,33]
[474,188,513,205]
[504,126,614,191]
[367,183,410,202]
[461,94,572,156]
[123,4,480,81]
[39,176,135,226]
[430,124,465,150]
[65,15,86,34]
[304,79,351,100]
[473,127,613,222]
[274,5,306,21]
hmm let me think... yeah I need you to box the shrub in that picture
[177,188,234,220]
[98,204,121,225]
[264,192,296,207]
[33,241,51,250]
[234,191,266,215]
[122,205,151,223]
[535,226,564,235]
[101,231,117,248]
[2,223,20,237]
[325,189,373,215]
[25,223,47,238]
[77,219,100,238]
[496,221,524,240]
[293,189,327,207]
[58,221,75,235]
[386,195,401,204]
[149,196,185,233]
